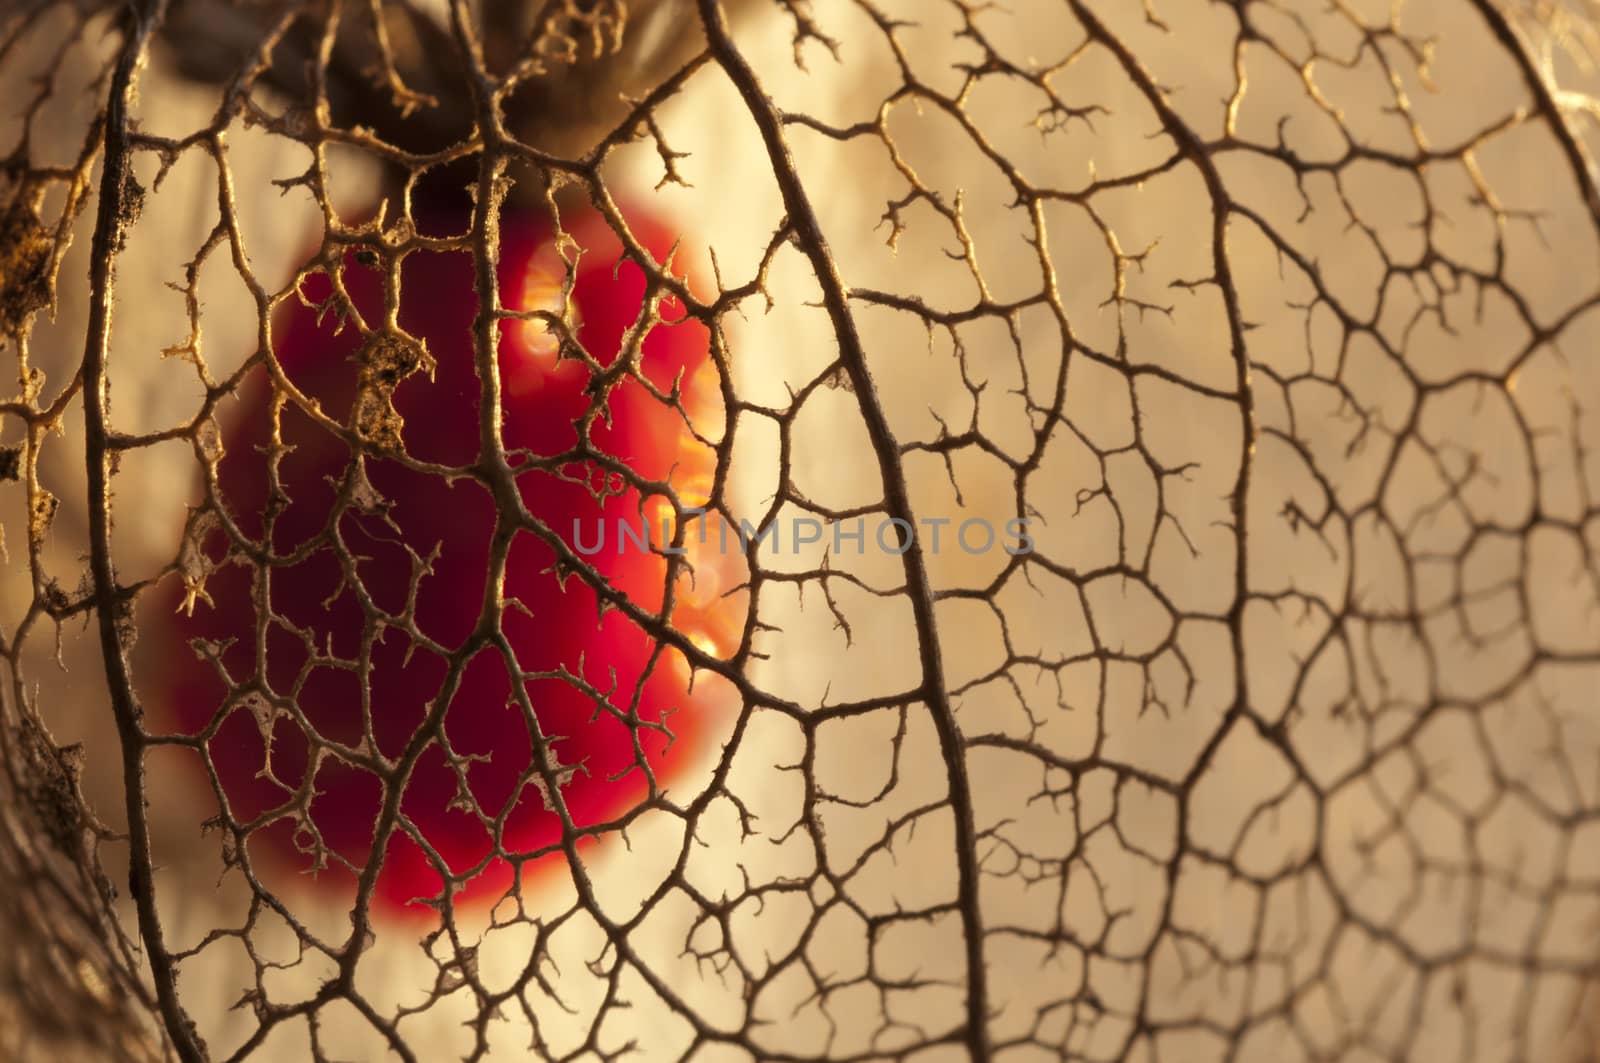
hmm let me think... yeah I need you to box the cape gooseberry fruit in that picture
[147,194,743,917]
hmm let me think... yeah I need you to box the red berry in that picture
[146,195,741,918]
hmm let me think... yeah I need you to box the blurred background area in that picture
[6,0,1600,1060]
